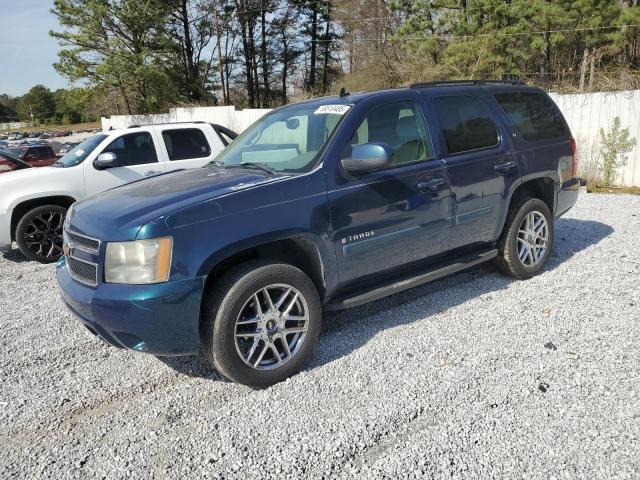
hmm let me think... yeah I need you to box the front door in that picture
[431,94,518,249]
[328,99,452,285]
[83,131,166,194]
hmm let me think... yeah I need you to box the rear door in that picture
[430,93,518,249]
[158,126,223,172]
[83,130,166,194]
[328,97,452,285]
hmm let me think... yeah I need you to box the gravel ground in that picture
[0,193,638,479]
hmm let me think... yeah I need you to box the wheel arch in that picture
[198,234,329,321]
[497,177,556,239]
[10,196,76,241]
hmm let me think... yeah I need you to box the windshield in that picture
[3,147,24,158]
[212,102,349,173]
[55,134,108,168]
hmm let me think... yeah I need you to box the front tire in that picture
[202,260,322,388]
[496,197,553,279]
[15,205,67,263]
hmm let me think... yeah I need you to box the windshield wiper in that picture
[207,160,225,169]
[225,162,277,175]
[51,161,64,168]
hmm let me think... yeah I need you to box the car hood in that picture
[0,165,57,182]
[70,167,282,239]
[0,166,75,205]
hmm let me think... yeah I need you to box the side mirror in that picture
[93,152,118,170]
[340,142,393,175]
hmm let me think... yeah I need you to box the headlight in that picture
[104,237,173,284]
[64,204,75,229]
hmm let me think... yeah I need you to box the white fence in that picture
[550,90,640,187]
[1,121,30,131]
[101,90,640,186]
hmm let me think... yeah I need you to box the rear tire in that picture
[496,197,553,279]
[15,205,67,263]
[202,260,322,388]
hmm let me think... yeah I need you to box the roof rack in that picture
[126,120,207,129]
[410,80,525,88]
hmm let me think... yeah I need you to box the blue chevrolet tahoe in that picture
[56,81,580,387]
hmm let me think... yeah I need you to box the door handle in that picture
[144,170,161,176]
[494,160,517,174]
[418,177,445,192]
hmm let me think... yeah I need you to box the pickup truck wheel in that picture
[202,260,321,388]
[15,205,67,263]
[496,197,553,279]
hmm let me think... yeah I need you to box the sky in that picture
[0,0,69,97]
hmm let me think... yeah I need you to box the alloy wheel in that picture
[517,210,549,267]
[234,284,310,370]
[24,211,65,259]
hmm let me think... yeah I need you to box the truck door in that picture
[159,126,223,172]
[328,98,452,285]
[431,94,518,249]
[83,131,166,194]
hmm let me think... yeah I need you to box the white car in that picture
[0,122,236,263]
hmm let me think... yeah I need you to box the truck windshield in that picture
[54,134,108,168]
[212,102,349,173]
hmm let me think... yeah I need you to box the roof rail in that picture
[410,80,525,88]
[126,120,207,129]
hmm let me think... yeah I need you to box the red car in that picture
[0,152,32,174]
[2,145,58,167]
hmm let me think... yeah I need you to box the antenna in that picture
[339,87,349,98]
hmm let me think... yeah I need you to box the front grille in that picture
[67,256,98,287]
[65,229,100,253]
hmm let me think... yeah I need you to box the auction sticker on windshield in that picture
[314,105,351,115]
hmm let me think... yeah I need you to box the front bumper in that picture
[0,209,11,252]
[56,258,206,355]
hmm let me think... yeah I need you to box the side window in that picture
[434,96,499,154]
[346,100,433,167]
[102,132,158,167]
[495,92,568,141]
[162,128,211,161]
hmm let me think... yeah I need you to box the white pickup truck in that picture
[0,122,236,263]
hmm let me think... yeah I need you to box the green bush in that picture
[598,117,637,187]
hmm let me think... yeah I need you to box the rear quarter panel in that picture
[484,86,574,218]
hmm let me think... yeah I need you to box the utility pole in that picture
[29,104,35,127]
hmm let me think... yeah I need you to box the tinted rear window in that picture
[162,128,211,161]
[494,92,568,142]
[434,96,499,154]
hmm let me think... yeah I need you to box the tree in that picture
[17,85,56,124]
[51,0,176,113]
[0,95,18,122]
[272,6,303,103]
[598,116,637,186]
[163,0,225,103]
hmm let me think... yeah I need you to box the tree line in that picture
[2,0,640,123]
[0,86,108,125]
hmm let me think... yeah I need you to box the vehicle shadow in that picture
[1,248,29,263]
[160,218,613,381]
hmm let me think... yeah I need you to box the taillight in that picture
[569,136,579,178]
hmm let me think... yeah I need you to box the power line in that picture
[309,23,640,42]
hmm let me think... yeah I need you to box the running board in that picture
[326,248,498,310]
